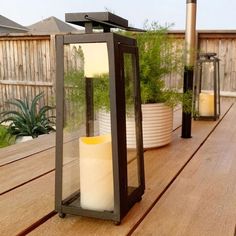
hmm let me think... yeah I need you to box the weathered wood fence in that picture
[166,31,236,93]
[0,35,83,115]
[0,35,56,112]
[1,31,236,113]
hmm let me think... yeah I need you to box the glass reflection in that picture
[62,42,113,211]
[124,53,140,193]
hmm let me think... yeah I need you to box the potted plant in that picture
[64,27,191,148]
[100,23,190,148]
[0,92,55,143]
[132,22,185,148]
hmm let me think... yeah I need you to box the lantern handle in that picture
[199,52,217,60]
[84,14,146,32]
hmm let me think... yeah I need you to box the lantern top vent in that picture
[65,12,145,32]
[199,52,219,61]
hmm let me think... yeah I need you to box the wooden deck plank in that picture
[0,173,55,236]
[0,148,55,194]
[0,104,229,235]
[0,165,81,236]
[24,103,232,236]
[132,103,236,236]
[0,137,80,195]
[0,130,83,195]
[0,133,55,166]
[0,109,182,195]
[0,131,78,167]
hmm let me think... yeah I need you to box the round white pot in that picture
[15,136,33,144]
[98,103,173,149]
[141,103,173,148]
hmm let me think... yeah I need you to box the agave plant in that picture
[0,92,55,138]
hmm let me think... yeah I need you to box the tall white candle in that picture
[79,134,114,211]
[199,92,214,116]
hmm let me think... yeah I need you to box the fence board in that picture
[0,36,57,113]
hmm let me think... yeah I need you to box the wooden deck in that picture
[0,101,236,236]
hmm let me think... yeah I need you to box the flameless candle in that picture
[199,92,214,116]
[80,43,109,78]
[79,134,114,211]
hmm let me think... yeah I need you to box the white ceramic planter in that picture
[15,136,33,143]
[141,103,173,148]
[98,103,173,149]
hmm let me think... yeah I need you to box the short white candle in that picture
[79,134,114,211]
[199,92,214,116]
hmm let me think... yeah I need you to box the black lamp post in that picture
[182,0,197,138]
[193,52,220,120]
[55,12,145,224]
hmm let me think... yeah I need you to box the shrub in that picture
[0,92,55,138]
[135,22,184,105]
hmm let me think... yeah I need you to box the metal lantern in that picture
[55,12,145,224]
[193,52,220,120]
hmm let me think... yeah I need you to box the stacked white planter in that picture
[15,136,33,143]
[98,103,173,149]
[98,111,136,148]
[141,103,173,148]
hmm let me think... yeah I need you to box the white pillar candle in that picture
[199,92,214,116]
[79,43,109,78]
[79,134,114,211]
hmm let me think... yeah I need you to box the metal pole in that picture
[85,22,95,136]
[181,0,197,138]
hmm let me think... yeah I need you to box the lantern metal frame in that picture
[55,12,145,224]
[193,52,220,121]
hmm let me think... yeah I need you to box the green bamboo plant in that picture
[123,22,193,111]
[0,92,55,138]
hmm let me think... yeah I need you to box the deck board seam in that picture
[0,168,55,196]
[0,146,55,168]
[173,124,182,131]
[0,134,90,168]
[127,102,234,236]
[16,211,57,236]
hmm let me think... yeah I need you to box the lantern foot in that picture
[114,221,121,226]
[137,196,142,202]
[59,212,66,218]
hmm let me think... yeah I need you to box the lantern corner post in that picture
[55,34,65,214]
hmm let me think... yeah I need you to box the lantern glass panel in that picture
[195,62,215,117]
[62,43,85,200]
[124,53,140,195]
[62,42,115,212]
[200,62,214,90]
